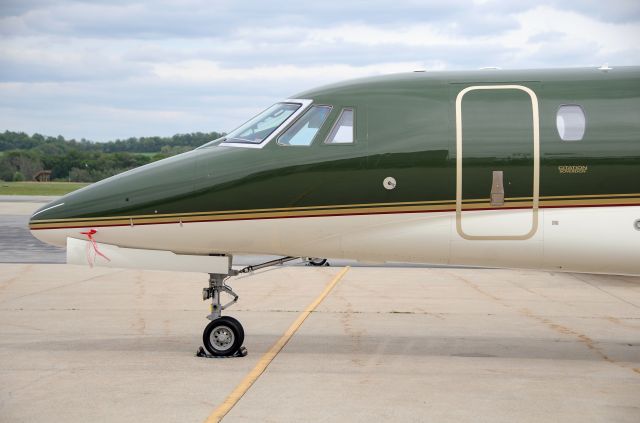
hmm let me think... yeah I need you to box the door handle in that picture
[490,170,504,206]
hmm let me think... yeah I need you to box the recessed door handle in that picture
[490,170,504,206]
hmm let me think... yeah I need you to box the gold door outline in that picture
[455,85,540,241]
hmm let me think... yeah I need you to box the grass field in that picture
[0,181,89,196]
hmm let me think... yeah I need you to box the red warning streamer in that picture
[80,229,111,267]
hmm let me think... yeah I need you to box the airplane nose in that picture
[29,150,201,248]
[29,180,102,247]
[29,197,73,247]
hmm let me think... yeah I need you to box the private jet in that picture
[30,66,640,356]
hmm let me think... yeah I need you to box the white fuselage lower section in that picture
[32,206,640,276]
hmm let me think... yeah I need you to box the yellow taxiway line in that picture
[204,266,351,423]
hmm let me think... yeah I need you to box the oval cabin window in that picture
[556,105,586,141]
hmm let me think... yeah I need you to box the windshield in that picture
[223,102,301,144]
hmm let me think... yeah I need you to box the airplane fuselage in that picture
[30,67,640,275]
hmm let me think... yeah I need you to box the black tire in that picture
[222,316,244,340]
[308,258,327,266]
[203,316,244,357]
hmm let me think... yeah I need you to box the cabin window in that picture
[556,105,586,141]
[278,106,332,146]
[222,102,301,144]
[325,108,354,144]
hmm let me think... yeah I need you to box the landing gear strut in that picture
[199,255,300,357]
[202,272,244,356]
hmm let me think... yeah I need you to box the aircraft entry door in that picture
[454,84,540,240]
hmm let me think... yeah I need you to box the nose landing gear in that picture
[201,272,245,357]
[198,255,302,357]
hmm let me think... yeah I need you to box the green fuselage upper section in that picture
[31,67,640,225]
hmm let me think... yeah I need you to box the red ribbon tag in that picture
[80,229,111,266]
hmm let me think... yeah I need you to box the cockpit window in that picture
[222,102,301,144]
[278,106,332,146]
[325,108,354,144]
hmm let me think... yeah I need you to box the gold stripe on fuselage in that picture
[28,194,640,230]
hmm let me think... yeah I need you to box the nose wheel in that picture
[203,316,244,357]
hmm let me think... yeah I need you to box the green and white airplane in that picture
[30,66,640,356]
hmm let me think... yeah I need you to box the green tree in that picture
[0,130,224,182]
[0,150,43,180]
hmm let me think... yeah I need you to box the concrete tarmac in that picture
[0,197,66,264]
[1,265,639,422]
[1,197,639,422]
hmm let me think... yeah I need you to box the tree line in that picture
[0,130,223,183]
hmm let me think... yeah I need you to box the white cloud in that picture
[151,61,438,84]
[512,6,640,55]
[0,1,639,140]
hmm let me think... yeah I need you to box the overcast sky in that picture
[1,0,639,141]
